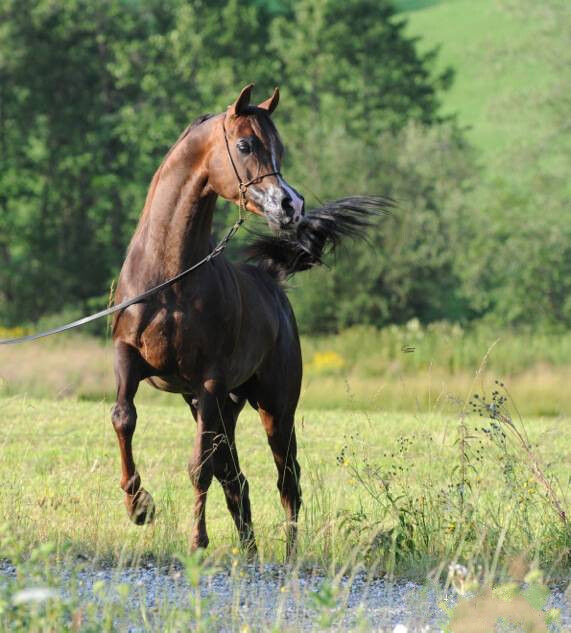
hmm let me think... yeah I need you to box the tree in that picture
[289,122,476,332]
[0,0,465,332]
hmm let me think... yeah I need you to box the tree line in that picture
[0,0,569,333]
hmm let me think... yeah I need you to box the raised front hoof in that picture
[125,488,156,526]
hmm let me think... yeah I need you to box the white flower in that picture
[393,625,409,633]
[12,587,59,606]
[448,563,468,579]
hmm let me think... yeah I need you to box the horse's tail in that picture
[245,196,392,282]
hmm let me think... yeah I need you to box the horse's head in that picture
[207,84,305,232]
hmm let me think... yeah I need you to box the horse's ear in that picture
[228,83,255,117]
[258,87,280,115]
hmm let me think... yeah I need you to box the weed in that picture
[335,380,569,580]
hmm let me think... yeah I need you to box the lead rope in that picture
[0,118,251,346]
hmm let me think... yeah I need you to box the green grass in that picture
[395,0,446,11]
[2,324,571,417]
[402,0,559,164]
[0,389,568,630]
[0,394,568,578]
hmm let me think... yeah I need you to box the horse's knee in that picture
[188,457,213,491]
[112,402,136,436]
[222,473,249,505]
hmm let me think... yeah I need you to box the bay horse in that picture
[112,83,385,559]
[112,84,306,558]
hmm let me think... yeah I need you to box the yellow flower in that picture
[310,351,345,372]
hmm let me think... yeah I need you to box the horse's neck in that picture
[134,138,215,279]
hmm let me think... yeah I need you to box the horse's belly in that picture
[145,375,196,395]
[126,304,266,391]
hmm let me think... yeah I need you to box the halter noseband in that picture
[222,115,281,219]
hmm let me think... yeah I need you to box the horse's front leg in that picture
[188,379,226,551]
[111,342,155,525]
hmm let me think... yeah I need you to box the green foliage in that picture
[2,326,571,416]
[403,0,571,330]
[336,390,570,579]
[0,0,453,328]
[0,0,569,333]
[290,121,475,331]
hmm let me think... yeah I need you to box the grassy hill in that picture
[398,0,565,172]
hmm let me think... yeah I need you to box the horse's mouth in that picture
[264,209,299,234]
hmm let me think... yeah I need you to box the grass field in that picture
[0,393,569,629]
[1,329,569,629]
[1,394,568,577]
[2,324,571,417]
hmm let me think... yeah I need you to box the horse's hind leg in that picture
[185,381,227,551]
[111,342,155,525]
[258,407,301,559]
[184,390,256,554]
[213,397,256,556]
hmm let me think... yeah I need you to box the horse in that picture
[111,83,386,559]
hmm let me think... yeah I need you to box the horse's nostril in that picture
[281,195,293,214]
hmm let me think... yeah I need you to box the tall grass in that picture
[2,323,569,416]
[0,391,568,631]
[0,395,568,577]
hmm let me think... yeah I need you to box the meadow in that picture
[402,0,559,161]
[1,0,570,629]
[2,323,571,417]
[1,389,569,570]
[1,326,570,630]
[0,383,569,630]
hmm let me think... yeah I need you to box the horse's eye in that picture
[236,139,251,155]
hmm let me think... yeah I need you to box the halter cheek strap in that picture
[222,116,281,219]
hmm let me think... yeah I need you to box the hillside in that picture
[399,0,564,172]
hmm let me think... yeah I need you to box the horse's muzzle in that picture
[263,183,304,232]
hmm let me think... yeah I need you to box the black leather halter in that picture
[221,115,281,218]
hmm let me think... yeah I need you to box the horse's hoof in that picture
[244,540,258,563]
[240,530,258,561]
[190,534,209,552]
[126,488,155,525]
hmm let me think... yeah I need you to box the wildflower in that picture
[406,318,420,332]
[449,563,468,579]
[448,563,470,596]
[314,351,345,370]
[393,625,409,633]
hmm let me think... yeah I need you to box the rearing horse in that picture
[112,84,306,557]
